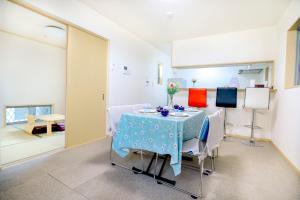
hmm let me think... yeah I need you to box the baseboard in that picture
[226,134,271,142]
[271,142,300,175]
[227,134,300,174]
[65,135,107,149]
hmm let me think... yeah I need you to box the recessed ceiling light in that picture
[44,25,65,38]
[165,11,174,18]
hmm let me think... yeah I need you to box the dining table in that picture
[112,108,206,185]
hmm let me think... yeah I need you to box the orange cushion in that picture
[188,88,207,108]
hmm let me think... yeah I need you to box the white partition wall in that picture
[172,27,276,67]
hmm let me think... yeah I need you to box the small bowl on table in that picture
[156,106,163,112]
[173,104,179,110]
[161,109,169,117]
[178,106,185,111]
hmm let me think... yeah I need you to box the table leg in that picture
[132,153,176,186]
[47,122,53,136]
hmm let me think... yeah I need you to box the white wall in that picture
[20,0,171,108]
[272,0,300,171]
[172,27,276,66]
[0,31,66,127]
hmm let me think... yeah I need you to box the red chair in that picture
[188,88,207,108]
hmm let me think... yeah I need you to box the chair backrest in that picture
[24,115,35,134]
[107,105,134,136]
[216,87,237,108]
[107,103,151,136]
[132,103,152,111]
[188,88,207,108]
[244,87,270,109]
[206,111,222,156]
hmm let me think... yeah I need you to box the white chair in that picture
[206,110,224,171]
[132,103,152,111]
[107,105,134,137]
[243,87,270,146]
[107,103,151,170]
[181,111,222,198]
[212,109,225,159]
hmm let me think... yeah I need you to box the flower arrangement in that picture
[167,82,179,95]
[167,82,179,107]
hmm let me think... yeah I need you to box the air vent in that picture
[238,69,263,74]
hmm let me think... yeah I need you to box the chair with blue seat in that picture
[181,110,223,198]
[216,87,237,138]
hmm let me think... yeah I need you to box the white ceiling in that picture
[0,1,66,48]
[80,0,291,54]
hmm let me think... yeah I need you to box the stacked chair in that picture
[181,110,224,198]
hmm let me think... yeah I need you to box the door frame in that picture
[9,0,110,148]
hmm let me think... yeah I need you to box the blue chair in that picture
[181,111,223,198]
[216,87,237,138]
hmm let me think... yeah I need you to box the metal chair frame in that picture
[242,87,270,147]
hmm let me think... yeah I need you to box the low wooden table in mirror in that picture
[168,62,273,90]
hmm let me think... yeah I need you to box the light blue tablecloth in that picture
[112,111,206,176]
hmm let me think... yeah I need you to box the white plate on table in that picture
[170,112,189,117]
[185,107,200,112]
[138,109,157,113]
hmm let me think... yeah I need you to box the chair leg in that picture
[212,156,216,171]
[109,137,142,172]
[242,109,263,147]
[109,137,132,170]
[224,108,227,138]
[210,156,214,172]
[199,159,204,198]
[223,108,235,142]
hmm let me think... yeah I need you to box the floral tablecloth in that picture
[112,111,206,176]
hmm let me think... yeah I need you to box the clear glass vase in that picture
[168,94,174,108]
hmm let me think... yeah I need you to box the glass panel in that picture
[158,64,163,85]
[5,105,52,125]
[168,62,273,89]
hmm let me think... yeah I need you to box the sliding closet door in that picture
[66,26,107,147]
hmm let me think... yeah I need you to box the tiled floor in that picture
[0,137,299,200]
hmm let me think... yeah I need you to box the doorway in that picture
[0,1,108,166]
